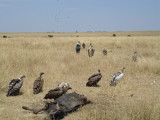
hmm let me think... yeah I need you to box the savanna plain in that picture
[0,31,160,120]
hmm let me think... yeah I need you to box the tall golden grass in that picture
[0,31,160,120]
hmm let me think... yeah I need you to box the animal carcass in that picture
[22,92,91,120]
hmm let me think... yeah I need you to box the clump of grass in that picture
[126,102,160,120]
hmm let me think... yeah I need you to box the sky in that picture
[0,0,160,32]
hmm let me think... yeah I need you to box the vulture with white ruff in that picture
[86,69,102,87]
[58,82,70,89]
[6,75,26,96]
[33,72,44,94]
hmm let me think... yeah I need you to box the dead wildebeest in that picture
[22,92,91,120]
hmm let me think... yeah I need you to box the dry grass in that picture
[0,31,160,120]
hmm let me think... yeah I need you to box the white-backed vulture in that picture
[6,75,26,96]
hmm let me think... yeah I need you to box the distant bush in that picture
[112,34,116,37]
[48,35,53,37]
[3,35,7,38]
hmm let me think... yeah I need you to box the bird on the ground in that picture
[82,43,85,49]
[132,51,138,62]
[44,85,72,99]
[88,43,95,57]
[33,72,45,94]
[86,69,102,87]
[6,75,26,96]
[110,67,125,86]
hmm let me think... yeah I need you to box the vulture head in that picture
[134,51,138,54]
[19,75,26,79]
[40,72,45,77]
[121,67,126,73]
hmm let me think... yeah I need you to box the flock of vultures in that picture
[6,41,138,120]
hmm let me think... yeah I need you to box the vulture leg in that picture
[22,102,49,114]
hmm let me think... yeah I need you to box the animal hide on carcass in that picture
[22,92,91,120]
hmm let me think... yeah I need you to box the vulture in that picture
[132,51,138,62]
[86,69,102,87]
[110,67,125,86]
[75,41,81,53]
[44,86,72,99]
[82,43,85,49]
[88,43,95,57]
[6,75,26,96]
[102,49,107,55]
[33,72,45,94]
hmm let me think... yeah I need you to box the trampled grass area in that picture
[0,31,160,120]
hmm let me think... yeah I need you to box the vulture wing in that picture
[88,73,101,81]
[8,79,20,91]
[44,87,63,99]
[33,78,44,94]
[7,79,23,96]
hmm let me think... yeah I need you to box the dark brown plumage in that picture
[82,43,85,49]
[6,75,26,96]
[33,72,44,94]
[102,49,107,55]
[44,86,72,99]
[86,69,102,87]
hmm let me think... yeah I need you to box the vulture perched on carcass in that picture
[22,92,91,120]
[33,72,45,94]
[6,75,26,96]
[86,69,102,87]
[44,85,72,99]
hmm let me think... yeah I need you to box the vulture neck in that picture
[121,68,125,73]
[40,74,43,79]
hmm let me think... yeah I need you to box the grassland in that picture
[0,31,160,120]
